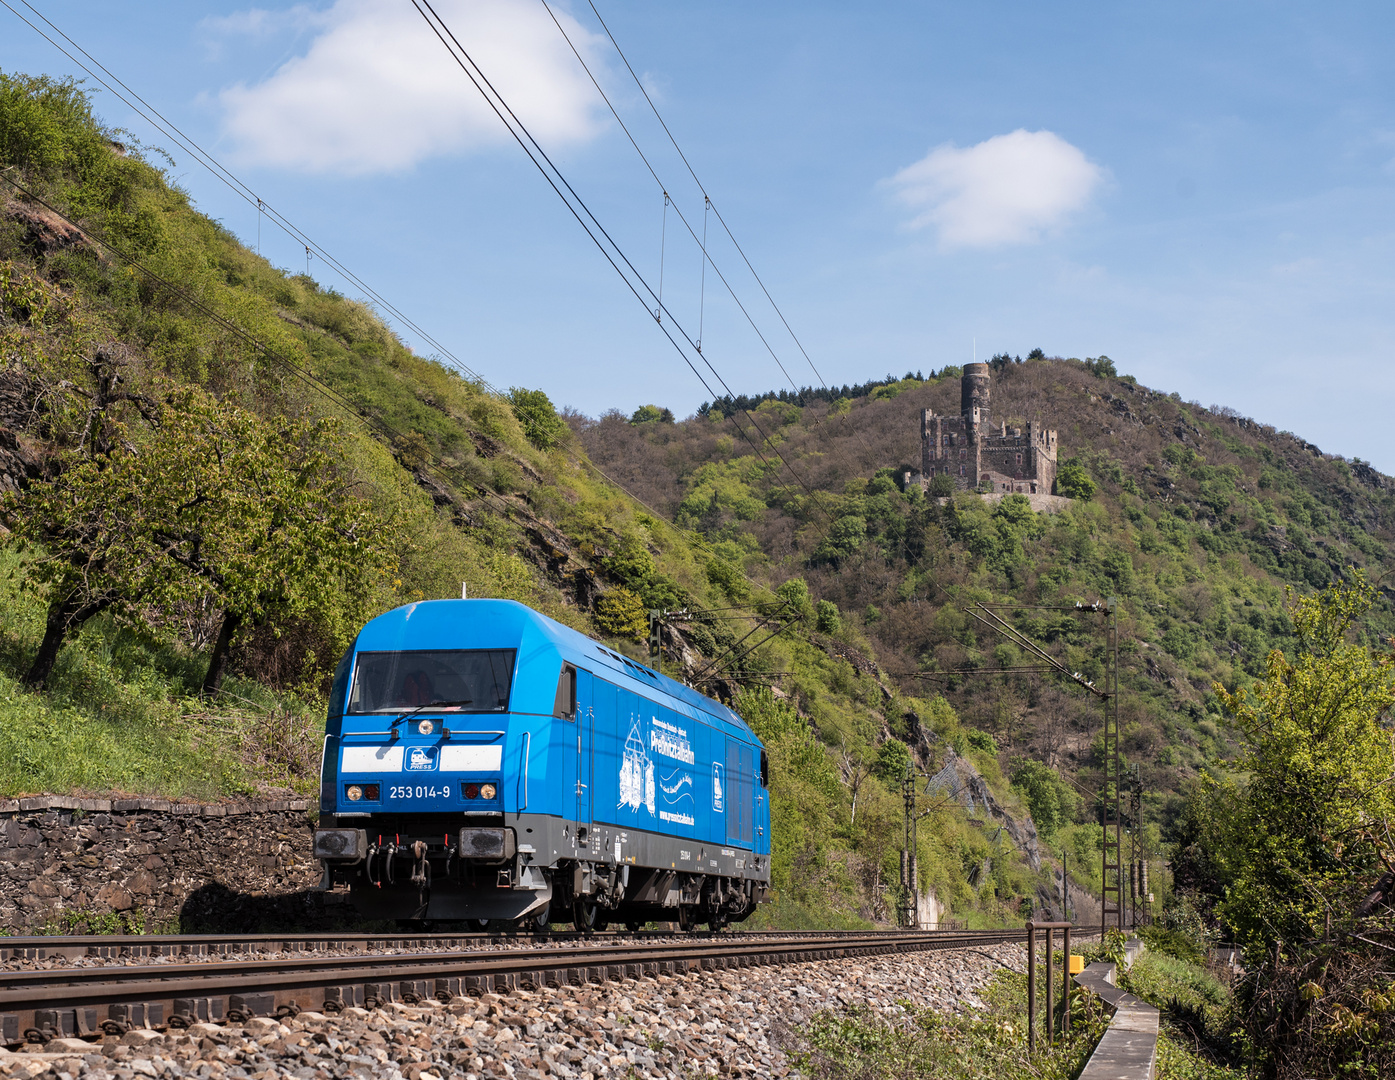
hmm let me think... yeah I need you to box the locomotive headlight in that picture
[417,720,434,735]
[346,785,363,802]
[480,783,497,800]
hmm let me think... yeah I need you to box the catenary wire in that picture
[410,0,827,508]
[6,171,792,683]
[583,0,830,390]
[575,0,890,467]
[0,0,499,394]
[2,1,828,663]
[0,0,781,596]
[537,0,807,397]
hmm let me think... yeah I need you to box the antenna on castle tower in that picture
[973,337,976,364]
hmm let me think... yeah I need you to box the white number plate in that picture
[389,785,452,800]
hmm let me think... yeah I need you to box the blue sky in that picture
[3,1,1395,468]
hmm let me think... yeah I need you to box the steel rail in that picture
[0,928,1048,1044]
[0,926,1014,962]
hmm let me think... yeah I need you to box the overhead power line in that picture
[579,0,830,391]
[0,0,499,394]
[408,0,826,508]
[568,1,886,467]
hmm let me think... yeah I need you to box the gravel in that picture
[0,943,1025,1080]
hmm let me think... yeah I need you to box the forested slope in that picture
[0,71,1060,930]
[577,356,1395,885]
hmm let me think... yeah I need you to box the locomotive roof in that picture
[351,599,756,739]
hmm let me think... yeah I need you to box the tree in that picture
[1009,758,1072,838]
[873,739,911,784]
[507,387,568,450]
[2,376,399,693]
[1215,574,1395,949]
[1055,459,1096,501]
[181,406,400,696]
[815,599,842,635]
[812,515,866,566]
[593,586,648,640]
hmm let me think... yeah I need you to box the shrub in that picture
[815,599,842,634]
[593,587,648,640]
[507,388,568,450]
[1055,459,1096,501]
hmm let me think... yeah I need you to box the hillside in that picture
[576,358,1395,888]
[5,70,1387,938]
[0,71,1057,932]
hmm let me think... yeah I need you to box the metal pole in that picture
[1027,921,1036,1053]
[1044,926,1054,1044]
[1062,925,1072,1036]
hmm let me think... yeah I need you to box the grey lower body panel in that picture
[323,811,768,924]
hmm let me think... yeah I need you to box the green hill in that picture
[2,70,1388,934]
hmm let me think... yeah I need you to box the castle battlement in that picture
[919,363,1058,495]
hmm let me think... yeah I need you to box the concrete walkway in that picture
[1074,944,1159,1080]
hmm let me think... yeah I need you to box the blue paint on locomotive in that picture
[321,599,770,856]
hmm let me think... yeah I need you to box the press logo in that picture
[406,746,439,772]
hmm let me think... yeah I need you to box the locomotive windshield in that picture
[347,649,516,713]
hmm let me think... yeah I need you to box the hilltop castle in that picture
[919,363,1058,494]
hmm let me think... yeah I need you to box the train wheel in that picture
[624,920,643,933]
[573,901,601,933]
[468,918,491,932]
[529,905,551,932]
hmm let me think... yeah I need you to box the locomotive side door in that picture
[574,668,594,835]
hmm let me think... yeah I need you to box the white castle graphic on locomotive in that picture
[619,721,656,815]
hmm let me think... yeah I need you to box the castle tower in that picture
[960,362,992,441]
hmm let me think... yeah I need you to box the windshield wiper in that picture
[389,699,472,740]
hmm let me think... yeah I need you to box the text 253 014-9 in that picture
[389,785,451,800]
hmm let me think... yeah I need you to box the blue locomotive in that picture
[312,599,772,929]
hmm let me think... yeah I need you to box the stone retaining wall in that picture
[0,795,323,934]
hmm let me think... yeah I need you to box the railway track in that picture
[0,926,1016,962]
[1,927,1047,1045]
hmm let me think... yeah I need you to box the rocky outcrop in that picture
[924,749,1042,872]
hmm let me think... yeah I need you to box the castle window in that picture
[1015,453,1022,465]
[959,449,966,460]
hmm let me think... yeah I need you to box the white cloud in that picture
[213,0,607,175]
[886,129,1104,248]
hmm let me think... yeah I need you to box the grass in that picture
[791,967,1109,1080]
[1121,951,1244,1078]
[0,548,323,800]
[792,953,1248,1080]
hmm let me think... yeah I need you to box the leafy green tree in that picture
[1010,758,1071,838]
[926,474,955,498]
[2,380,398,693]
[815,599,842,635]
[874,738,912,784]
[776,577,813,623]
[507,387,568,450]
[812,515,866,566]
[1055,459,1096,501]
[629,404,674,424]
[1215,574,1395,949]
[593,586,648,640]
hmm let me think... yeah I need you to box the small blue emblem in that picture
[405,746,439,772]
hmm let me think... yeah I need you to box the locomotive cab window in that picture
[553,663,578,720]
[760,749,770,788]
[347,650,515,713]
